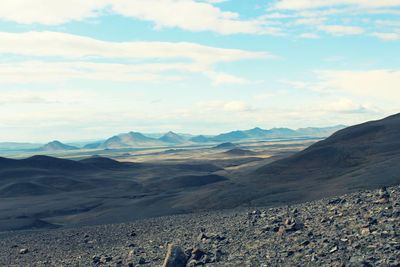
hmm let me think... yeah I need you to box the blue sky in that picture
[0,0,399,142]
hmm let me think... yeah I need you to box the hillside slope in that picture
[176,113,400,209]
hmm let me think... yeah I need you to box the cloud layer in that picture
[0,31,273,84]
[273,0,400,10]
[0,0,277,34]
[1,0,398,39]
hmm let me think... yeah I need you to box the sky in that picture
[0,0,399,142]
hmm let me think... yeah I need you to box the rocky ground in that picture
[1,185,400,266]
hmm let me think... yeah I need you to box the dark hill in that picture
[255,113,400,177]
[79,156,136,169]
[20,155,89,171]
[177,113,400,210]
[1,155,89,172]
[213,142,237,149]
[156,174,228,190]
[247,113,400,202]
[0,157,19,169]
[224,148,256,156]
[0,155,135,198]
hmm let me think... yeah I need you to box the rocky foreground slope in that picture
[1,185,399,266]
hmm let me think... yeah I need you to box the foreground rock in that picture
[1,185,399,266]
[162,244,188,267]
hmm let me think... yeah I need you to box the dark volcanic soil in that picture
[1,185,399,266]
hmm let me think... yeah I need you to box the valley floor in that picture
[1,185,399,266]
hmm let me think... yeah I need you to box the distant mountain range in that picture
[0,125,346,152]
[83,131,185,149]
[189,125,346,143]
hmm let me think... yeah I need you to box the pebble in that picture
[19,249,28,255]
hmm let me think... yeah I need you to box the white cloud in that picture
[197,100,225,109]
[196,100,252,112]
[254,93,273,100]
[0,61,262,84]
[0,89,92,105]
[0,61,187,83]
[0,0,108,25]
[111,0,255,34]
[0,0,279,35]
[261,12,293,19]
[299,33,320,38]
[0,31,273,64]
[319,98,366,113]
[375,20,400,27]
[317,25,364,35]
[0,31,274,84]
[368,9,400,15]
[369,32,400,40]
[0,94,53,105]
[273,0,400,10]
[315,69,400,100]
[297,8,350,17]
[293,17,327,25]
[263,4,399,39]
[203,0,230,3]
[281,69,400,106]
[204,71,248,85]
[223,101,250,112]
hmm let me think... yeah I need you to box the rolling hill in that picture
[212,142,237,149]
[40,140,78,151]
[252,112,400,188]
[92,132,163,149]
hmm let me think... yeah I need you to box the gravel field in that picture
[1,185,399,266]
[0,186,400,266]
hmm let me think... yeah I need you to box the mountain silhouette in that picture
[159,131,186,144]
[189,135,210,143]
